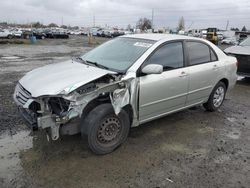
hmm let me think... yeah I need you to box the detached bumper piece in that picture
[18,107,38,130]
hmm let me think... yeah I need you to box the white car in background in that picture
[11,29,23,38]
[221,37,238,45]
[0,29,13,39]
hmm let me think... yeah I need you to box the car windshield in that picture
[240,37,250,46]
[81,37,155,73]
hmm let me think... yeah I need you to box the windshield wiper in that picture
[73,56,88,64]
[85,60,110,70]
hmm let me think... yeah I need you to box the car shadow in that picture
[237,77,250,86]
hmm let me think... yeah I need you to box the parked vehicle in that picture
[217,33,224,40]
[224,37,250,78]
[221,37,238,45]
[32,29,47,39]
[0,29,13,39]
[14,34,237,154]
[45,28,69,39]
[11,28,23,38]
[206,28,218,45]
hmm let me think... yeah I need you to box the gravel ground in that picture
[0,36,250,188]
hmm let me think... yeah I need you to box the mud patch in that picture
[226,129,241,140]
[197,126,214,134]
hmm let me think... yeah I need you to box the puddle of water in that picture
[1,56,21,60]
[0,130,33,184]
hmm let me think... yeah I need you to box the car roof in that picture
[121,33,203,42]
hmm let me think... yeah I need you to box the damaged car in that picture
[14,34,237,154]
[224,37,250,78]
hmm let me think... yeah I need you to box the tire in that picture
[7,35,13,39]
[203,81,226,112]
[81,103,130,155]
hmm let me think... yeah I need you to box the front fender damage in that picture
[36,73,139,140]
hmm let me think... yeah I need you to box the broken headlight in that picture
[48,97,70,117]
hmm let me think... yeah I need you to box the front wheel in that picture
[81,103,130,155]
[203,82,226,112]
[7,35,13,39]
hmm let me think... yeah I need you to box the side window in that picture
[187,42,211,65]
[210,49,217,61]
[144,42,184,71]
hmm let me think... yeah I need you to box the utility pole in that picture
[151,9,154,32]
[226,20,229,31]
[93,14,95,27]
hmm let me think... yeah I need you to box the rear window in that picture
[187,42,211,65]
[187,41,217,65]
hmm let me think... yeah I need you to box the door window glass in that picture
[144,42,184,71]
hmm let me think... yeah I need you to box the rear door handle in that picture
[179,71,188,78]
[213,64,219,70]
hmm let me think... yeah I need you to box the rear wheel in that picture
[203,82,226,112]
[81,103,130,155]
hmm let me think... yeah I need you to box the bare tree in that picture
[242,26,247,31]
[48,23,58,28]
[127,24,132,31]
[177,16,185,31]
[136,18,152,31]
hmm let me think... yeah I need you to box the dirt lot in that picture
[0,36,250,188]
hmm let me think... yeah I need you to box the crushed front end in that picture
[13,82,77,140]
[13,72,137,141]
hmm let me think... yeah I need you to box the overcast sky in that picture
[1,0,250,29]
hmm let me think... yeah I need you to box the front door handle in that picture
[179,71,188,78]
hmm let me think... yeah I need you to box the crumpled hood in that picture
[224,45,250,55]
[19,60,115,97]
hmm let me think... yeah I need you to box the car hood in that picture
[224,45,250,55]
[19,60,116,97]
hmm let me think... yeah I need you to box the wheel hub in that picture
[213,86,225,108]
[97,117,121,143]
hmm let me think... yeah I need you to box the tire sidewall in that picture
[208,82,226,111]
[85,104,130,154]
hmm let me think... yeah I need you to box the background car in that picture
[224,37,250,78]
[0,29,13,39]
[10,28,23,38]
[221,37,238,45]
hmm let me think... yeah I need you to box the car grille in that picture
[14,83,32,105]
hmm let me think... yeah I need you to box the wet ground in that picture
[0,36,250,188]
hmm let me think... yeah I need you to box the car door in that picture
[139,41,189,122]
[185,41,222,106]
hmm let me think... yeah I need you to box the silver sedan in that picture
[14,34,237,154]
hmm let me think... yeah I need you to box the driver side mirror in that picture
[142,64,163,75]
